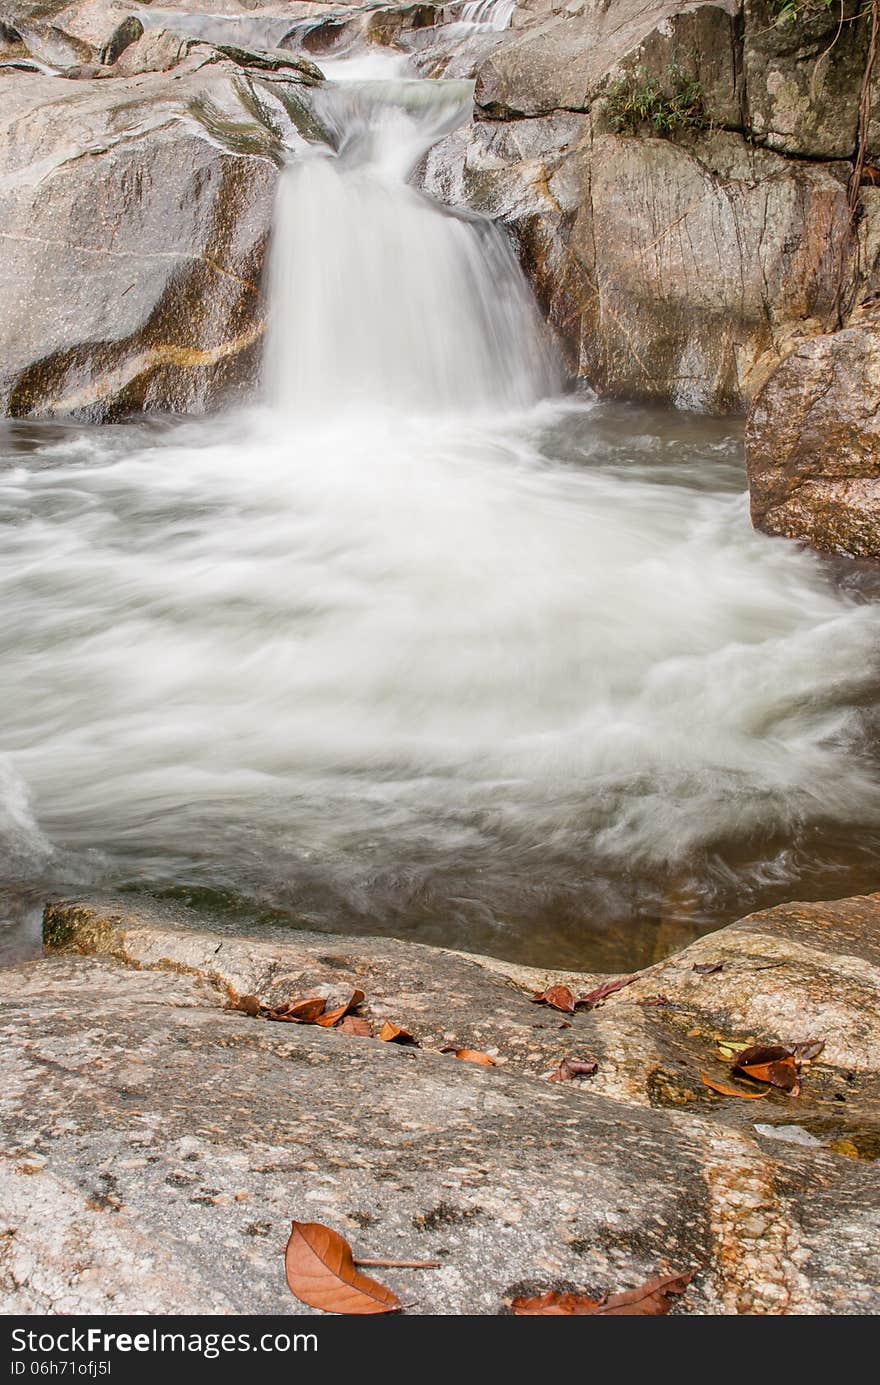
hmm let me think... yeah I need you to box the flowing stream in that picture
[2,48,880,969]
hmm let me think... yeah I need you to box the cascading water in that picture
[267,73,557,415]
[2,50,880,970]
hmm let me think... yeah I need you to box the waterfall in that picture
[265,68,559,417]
[3,43,880,973]
[454,0,517,30]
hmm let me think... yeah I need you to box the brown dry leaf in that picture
[530,984,576,1014]
[731,1044,800,1093]
[237,994,261,1016]
[267,996,327,1024]
[512,1270,694,1316]
[442,1047,496,1066]
[700,1071,768,1099]
[693,961,723,975]
[337,1016,372,1037]
[377,1020,417,1045]
[512,1290,602,1315]
[548,1057,598,1083]
[594,1270,695,1315]
[284,1221,400,1315]
[314,989,366,1028]
[576,975,636,1008]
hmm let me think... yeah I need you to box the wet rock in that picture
[0,57,324,420]
[423,119,855,409]
[1,890,876,1313]
[746,311,880,557]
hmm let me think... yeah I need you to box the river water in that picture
[2,44,880,970]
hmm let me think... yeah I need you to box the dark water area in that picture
[3,398,880,973]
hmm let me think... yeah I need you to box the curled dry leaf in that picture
[377,1021,418,1045]
[285,1221,400,1315]
[731,1045,800,1094]
[530,984,576,1014]
[267,996,327,1024]
[512,1270,694,1316]
[693,961,724,975]
[512,1290,601,1315]
[337,1016,372,1037]
[700,1071,768,1099]
[576,975,636,1008]
[442,1047,496,1066]
[314,989,366,1028]
[548,1057,598,1083]
[791,1039,825,1063]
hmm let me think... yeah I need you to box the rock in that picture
[112,28,195,75]
[743,0,870,160]
[746,311,880,557]
[11,19,95,70]
[205,43,324,83]
[98,13,142,66]
[473,1,742,123]
[0,889,876,1313]
[0,62,301,420]
[423,120,854,409]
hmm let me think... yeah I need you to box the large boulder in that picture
[746,310,880,558]
[0,52,319,420]
[423,119,855,409]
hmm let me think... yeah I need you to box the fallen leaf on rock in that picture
[337,1016,372,1037]
[548,1057,598,1083]
[701,1072,768,1099]
[512,1290,602,1315]
[731,1045,800,1094]
[791,1039,825,1063]
[594,1270,695,1315]
[530,984,576,1013]
[285,1222,400,1315]
[693,961,723,975]
[377,1021,417,1045]
[237,994,261,1016]
[576,975,636,1008]
[512,1270,694,1316]
[314,989,366,1028]
[267,996,327,1024]
[442,1047,496,1066]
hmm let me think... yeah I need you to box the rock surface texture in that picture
[0,892,878,1314]
[0,4,323,419]
[746,309,880,557]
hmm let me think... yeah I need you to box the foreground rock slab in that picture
[0,893,877,1313]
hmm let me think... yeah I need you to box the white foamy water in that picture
[267,72,557,415]
[1,55,879,968]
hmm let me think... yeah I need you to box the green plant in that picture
[603,65,707,137]
[771,0,836,21]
